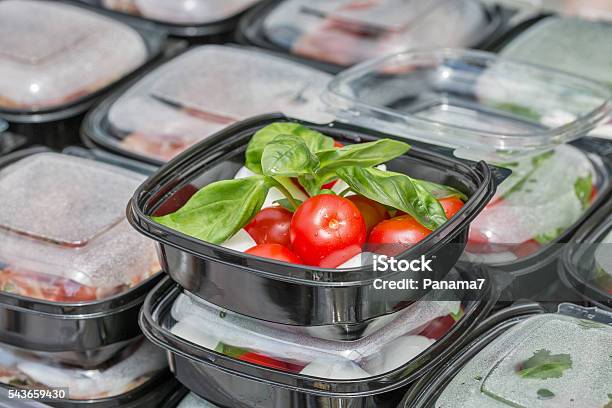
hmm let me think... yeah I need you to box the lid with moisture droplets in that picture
[104,45,333,162]
[262,0,488,66]
[435,309,612,407]
[0,0,147,111]
[0,153,158,297]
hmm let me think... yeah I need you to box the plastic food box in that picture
[0,119,27,157]
[127,114,498,328]
[560,199,612,311]
[323,48,612,298]
[0,0,166,148]
[237,0,503,73]
[0,340,179,408]
[0,148,162,366]
[140,274,496,408]
[81,45,334,165]
[400,303,612,408]
[76,0,261,41]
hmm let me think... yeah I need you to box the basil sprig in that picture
[336,166,448,230]
[152,176,269,244]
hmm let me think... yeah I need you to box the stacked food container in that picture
[0,0,165,148]
[0,148,177,406]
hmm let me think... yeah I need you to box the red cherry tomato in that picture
[368,215,431,255]
[245,207,293,247]
[438,197,464,219]
[347,195,389,234]
[245,244,303,264]
[419,314,456,340]
[290,194,366,267]
[511,239,541,258]
[239,352,305,373]
[590,186,598,203]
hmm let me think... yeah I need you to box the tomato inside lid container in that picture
[237,0,502,72]
[0,151,161,365]
[0,0,164,148]
[82,45,334,164]
[323,48,612,298]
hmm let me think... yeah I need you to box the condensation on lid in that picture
[323,49,611,158]
[107,46,333,158]
[102,0,260,25]
[500,17,612,86]
[435,312,612,407]
[0,0,147,110]
[262,0,487,66]
[0,341,166,400]
[0,153,158,289]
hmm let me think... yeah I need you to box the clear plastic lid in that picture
[262,0,488,66]
[106,45,333,161]
[535,0,612,22]
[500,17,612,87]
[165,289,460,379]
[177,393,219,408]
[0,0,147,111]
[101,0,259,25]
[324,49,611,160]
[0,153,159,302]
[0,340,166,400]
[435,307,612,407]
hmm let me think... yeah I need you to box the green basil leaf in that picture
[336,166,448,230]
[316,139,411,170]
[261,134,320,177]
[245,122,334,173]
[415,180,467,201]
[516,349,572,380]
[152,176,269,244]
[297,174,322,197]
[273,198,303,212]
[534,227,565,245]
[574,174,593,210]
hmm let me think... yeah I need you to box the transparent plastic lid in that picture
[106,45,333,161]
[323,49,611,159]
[101,0,259,25]
[500,17,612,87]
[165,289,460,379]
[263,0,488,66]
[435,306,612,407]
[0,0,147,111]
[177,393,219,408]
[0,153,159,302]
[0,340,166,400]
[536,0,612,22]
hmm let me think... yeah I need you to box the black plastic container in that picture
[0,0,166,149]
[73,0,262,43]
[399,303,611,407]
[140,271,497,408]
[560,198,612,311]
[0,367,179,408]
[0,120,27,157]
[236,0,505,74]
[0,147,163,367]
[127,114,498,327]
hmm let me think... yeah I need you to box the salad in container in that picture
[400,303,612,408]
[0,340,175,407]
[0,149,161,366]
[139,272,495,407]
[127,115,498,327]
[323,48,612,297]
[82,45,333,164]
[77,0,261,40]
[0,0,165,148]
[560,199,612,311]
[237,0,503,73]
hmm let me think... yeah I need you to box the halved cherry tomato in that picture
[368,215,431,255]
[245,244,303,264]
[347,195,388,234]
[290,194,366,267]
[239,352,304,373]
[420,307,464,340]
[510,239,541,258]
[438,197,464,219]
[245,207,293,247]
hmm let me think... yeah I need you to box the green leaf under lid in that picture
[245,122,334,173]
[261,134,320,177]
[152,176,269,244]
[516,349,573,380]
[335,166,448,230]
[416,179,468,201]
[574,174,593,210]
